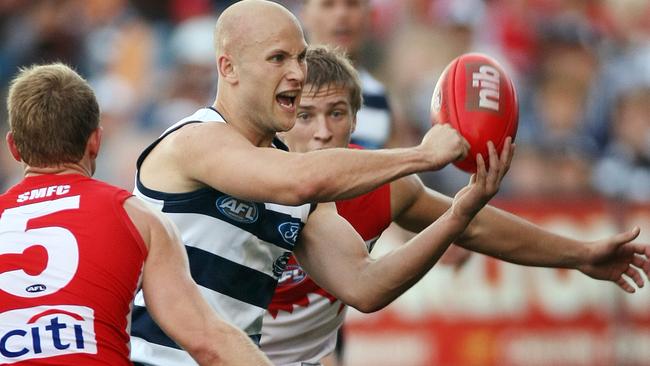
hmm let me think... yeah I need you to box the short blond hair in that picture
[305,45,363,114]
[7,63,99,166]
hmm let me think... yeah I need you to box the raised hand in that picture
[451,137,514,220]
[419,124,470,170]
[577,227,650,293]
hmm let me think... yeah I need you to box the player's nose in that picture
[313,117,333,142]
[286,58,306,84]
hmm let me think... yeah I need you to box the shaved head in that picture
[212,0,308,142]
[214,0,303,58]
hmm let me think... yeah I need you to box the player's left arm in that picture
[294,201,461,313]
[294,141,510,312]
[390,174,473,269]
[390,151,650,292]
[452,203,650,292]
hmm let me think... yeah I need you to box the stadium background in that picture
[1,0,649,365]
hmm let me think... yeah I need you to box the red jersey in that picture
[0,174,147,365]
[262,154,392,364]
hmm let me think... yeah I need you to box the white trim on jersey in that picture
[166,212,281,278]
[351,69,392,148]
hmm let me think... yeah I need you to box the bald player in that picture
[127,1,519,365]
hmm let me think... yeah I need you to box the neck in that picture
[24,162,91,178]
[212,98,276,148]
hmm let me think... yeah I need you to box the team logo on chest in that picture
[278,222,301,246]
[215,196,259,223]
[272,252,291,278]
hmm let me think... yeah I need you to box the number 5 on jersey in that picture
[0,196,80,298]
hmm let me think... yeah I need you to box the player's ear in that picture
[87,127,102,160]
[218,54,238,85]
[350,115,357,134]
[6,131,22,162]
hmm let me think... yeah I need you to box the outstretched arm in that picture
[294,140,512,312]
[124,198,272,366]
[390,147,650,293]
[141,121,469,205]
[459,207,649,292]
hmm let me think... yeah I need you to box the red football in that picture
[431,53,518,173]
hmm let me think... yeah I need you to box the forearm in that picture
[187,319,272,366]
[162,292,272,365]
[458,205,587,268]
[145,277,271,365]
[293,147,434,203]
[348,210,471,312]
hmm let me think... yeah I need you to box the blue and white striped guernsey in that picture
[350,69,393,149]
[129,107,313,366]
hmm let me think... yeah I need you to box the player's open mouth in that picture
[276,91,298,112]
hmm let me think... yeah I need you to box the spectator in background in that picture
[593,86,650,202]
[300,0,413,148]
[505,16,601,198]
[145,15,217,131]
[380,0,487,197]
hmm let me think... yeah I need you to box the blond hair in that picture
[7,63,99,166]
[305,45,363,114]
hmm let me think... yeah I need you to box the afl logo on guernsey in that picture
[277,264,306,286]
[25,284,46,293]
[216,196,259,223]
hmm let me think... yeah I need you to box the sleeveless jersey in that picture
[350,69,392,149]
[129,107,313,366]
[261,158,392,366]
[0,174,147,365]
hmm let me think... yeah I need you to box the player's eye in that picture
[297,112,311,121]
[269,54,285,62]
[331,109,346,119]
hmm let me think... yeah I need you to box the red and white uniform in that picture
[0,174,147,365]
[261,171,391,365]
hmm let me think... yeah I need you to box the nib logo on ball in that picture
[431,53,518,173]
[469,64,500,112]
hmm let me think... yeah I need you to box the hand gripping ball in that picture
[431,53,518,173]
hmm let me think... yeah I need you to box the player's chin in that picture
[274,114,296,132]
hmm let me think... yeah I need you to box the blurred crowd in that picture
[1,0,649,202]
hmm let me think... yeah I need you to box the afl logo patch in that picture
[278,222,301,246]
[216,196,259,223]
[26,284,47,293]
[277,264,306,286]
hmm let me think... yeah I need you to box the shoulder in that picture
[166,120,251,150]
[122,197,176,250]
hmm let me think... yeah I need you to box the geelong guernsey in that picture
[261,156,391,366]
[0,174,147,365]
[351,69,392,149]
[129,108,313,366]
